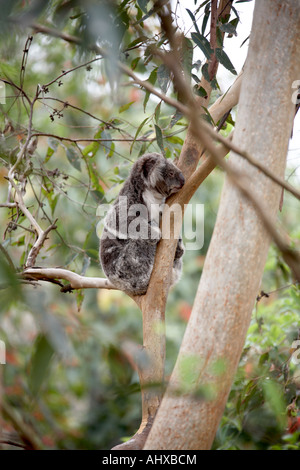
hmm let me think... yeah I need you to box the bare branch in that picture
[1,400,44,450]
[208,0,218,80]
[20,35,33,90]
[25,219,58,269]
[30,22,83,47]
[7,179,58,268]
[30,132,160,144]
[37,97,127,131]
[0,78,31,106]
[0,203,17,208]
[22,267,117,290]
[8,178,43,236]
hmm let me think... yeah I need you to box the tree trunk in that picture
[144,0,300,450]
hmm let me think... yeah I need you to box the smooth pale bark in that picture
[144,0,300,450]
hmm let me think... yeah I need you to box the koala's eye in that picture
[168,170,175,177]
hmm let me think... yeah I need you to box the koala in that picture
[99,153,185,295]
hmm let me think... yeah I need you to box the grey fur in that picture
[99,153,185,295]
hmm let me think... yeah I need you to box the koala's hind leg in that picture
[114,240,157,295]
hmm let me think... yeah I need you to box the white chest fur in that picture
[143,189,165,224]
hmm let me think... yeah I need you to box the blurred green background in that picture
[0,0,299,450]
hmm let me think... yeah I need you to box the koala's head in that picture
[139,153,185,197]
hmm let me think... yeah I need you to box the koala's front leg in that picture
[147,220,161,245]
[128,215,161,245]
[174,236,185,259]
[170,236,185,288]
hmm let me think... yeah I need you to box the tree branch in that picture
[7,179,58,268]
[158,24,300,281]
[1,400,44,450]
[208,0,218,80]
[21,267,117,290]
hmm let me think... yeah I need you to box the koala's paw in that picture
[148,222,161,245]
[175,237,185,259]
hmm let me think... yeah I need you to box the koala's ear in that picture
[142,156,157,179]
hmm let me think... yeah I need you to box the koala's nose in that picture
[178,173,185,187]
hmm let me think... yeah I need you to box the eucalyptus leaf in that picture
[119,101,135,113]
[29,335,54,396]
[130,117,150,153]
[137,0,150,13]
[186,9,200,35]
[157,64,170,94]
[170,110,183,128]
[45,138,59,163]
[155,124,165,155]
[215,48,237,75]
[182,38,193,79]
[66,146,81,171]
[143,68,157,112]
[191,32,213,60]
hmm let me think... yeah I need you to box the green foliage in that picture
[213,279,300,450]
[29,335,55,396]
[0,0,298,451]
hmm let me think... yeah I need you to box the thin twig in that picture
[1,401,44,450]
[0,243,15,270]
[0,78,31,105]
[8,178,43,236]
[20,36,33,90]
[7,178,58,268]
[37,96,122,130]
[30,132,157,143]
[25,219,58,269]
[42,57,103,89]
